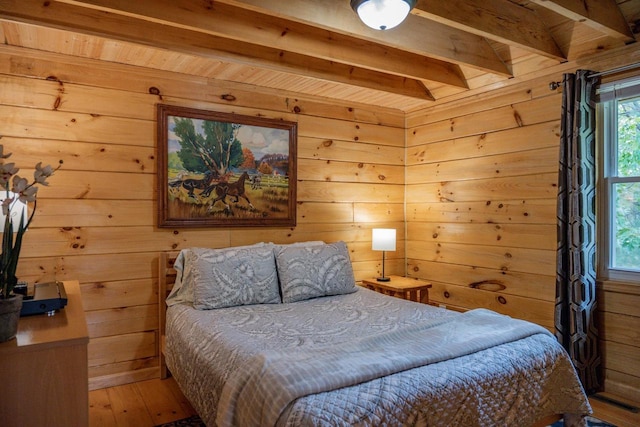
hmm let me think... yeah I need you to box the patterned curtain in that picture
[555,70,601,394]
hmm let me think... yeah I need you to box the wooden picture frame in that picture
[157,104,297,228]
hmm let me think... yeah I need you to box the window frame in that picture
[597,81,640,282]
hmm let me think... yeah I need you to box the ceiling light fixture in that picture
[350,0,416,31]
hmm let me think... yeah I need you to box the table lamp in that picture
[372,228,396,282]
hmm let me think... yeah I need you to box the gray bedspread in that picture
[165,287,591,427]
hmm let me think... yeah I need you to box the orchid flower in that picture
[0,144,62,299]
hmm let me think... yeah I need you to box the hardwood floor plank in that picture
[135,379,191,425]
[106,383,154,426]
[88,388,117,427]
[89,378,191,426]
[590,393,640,427]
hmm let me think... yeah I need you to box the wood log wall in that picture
[2,42,639,402]
[598,280,640,403]
[406,45,640,403]
[0,44,405,390]
[405,86,561,329]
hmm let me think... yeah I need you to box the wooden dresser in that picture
[0,280,89,427]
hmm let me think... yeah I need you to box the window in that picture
[598,77,640,281]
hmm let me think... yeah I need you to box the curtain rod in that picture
[587,62,640,79]
[549,62,640,90]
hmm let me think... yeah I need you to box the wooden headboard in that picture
[158,251,179,379]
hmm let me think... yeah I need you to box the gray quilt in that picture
[165,287,591,427]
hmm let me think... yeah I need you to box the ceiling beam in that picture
[55,0,467,89]
[412,0,565,60]
[529,0,634,41]
[188,0,513,76]
[0,0,435,100]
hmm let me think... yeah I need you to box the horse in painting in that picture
[202,171,253,211]
[170,171,216,198]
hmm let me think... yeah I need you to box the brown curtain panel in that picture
[555,70,601,394]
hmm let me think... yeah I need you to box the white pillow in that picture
[275,241,356,303]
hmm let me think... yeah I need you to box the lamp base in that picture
[376,276,391,282]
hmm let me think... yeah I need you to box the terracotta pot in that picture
[0,294,23,342]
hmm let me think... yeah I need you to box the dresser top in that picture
[0,280,88,354]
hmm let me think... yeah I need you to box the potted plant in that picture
[0,143,61,342]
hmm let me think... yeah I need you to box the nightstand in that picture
[361,275,432,304]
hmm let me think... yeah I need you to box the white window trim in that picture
[596,84,640,283]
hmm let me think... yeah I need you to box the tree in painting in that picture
[240,147,256,169]
[173,118,244,177]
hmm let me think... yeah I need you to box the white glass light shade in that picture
[0,192,28,233]
[351,0,415,31]
[372,228,396,251]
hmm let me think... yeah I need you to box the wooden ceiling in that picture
[1,0,639,112]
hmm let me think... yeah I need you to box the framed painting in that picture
[157,104,297,228]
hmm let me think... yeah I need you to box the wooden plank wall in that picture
[405,49,640,402]
[0,44,406,389]
[3,41,640,403]
[598,280,640,403]
[405,83,561,329]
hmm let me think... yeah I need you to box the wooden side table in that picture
[362,275,432,304]
[0,280,89,427]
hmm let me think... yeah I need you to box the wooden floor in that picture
[89,378,196,427]
[89,378,640,427]
[589,393,640,427]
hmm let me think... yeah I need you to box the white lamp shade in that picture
[353,0,413,31]
[0,192,28,233]
[372,228,396,251]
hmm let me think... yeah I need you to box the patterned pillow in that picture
[275,241,356,303]
[166,243,267,306]
[190,244,280,310]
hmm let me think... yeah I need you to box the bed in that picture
[158,242,591,427]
